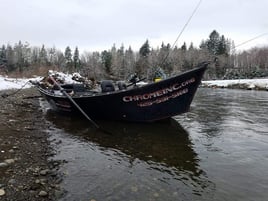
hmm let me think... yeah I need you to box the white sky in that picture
[0,0,268,52]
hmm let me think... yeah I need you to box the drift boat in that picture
[36,62,208,122]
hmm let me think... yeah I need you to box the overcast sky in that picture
[1,0,268,52]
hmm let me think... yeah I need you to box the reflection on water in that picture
[45,110,212,201]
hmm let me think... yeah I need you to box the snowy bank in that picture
[0,76,34,90]
[0,71,82,91]
[202,79,268,90]
[0,75,45,91]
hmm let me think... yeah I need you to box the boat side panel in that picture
[39,64,207,122]
[74,65,206,122]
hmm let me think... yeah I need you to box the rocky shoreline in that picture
[0,88,63,201]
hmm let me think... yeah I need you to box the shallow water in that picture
[44,88,268,201]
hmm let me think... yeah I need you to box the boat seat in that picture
[61,84,86,92]
[117,81,127,90]
[101,80,115,92]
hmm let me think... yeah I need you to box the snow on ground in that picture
[0,76,35,90]
[202,79,268,90]
[1,73,268,91]
[0,71,78,91]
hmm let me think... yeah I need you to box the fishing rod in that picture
[159,0,203,68]
[233,32,268,50]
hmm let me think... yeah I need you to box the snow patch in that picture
[202,79,268,90]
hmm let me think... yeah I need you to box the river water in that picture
[43,88,268,201]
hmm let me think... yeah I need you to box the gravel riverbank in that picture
[0,88,63,201]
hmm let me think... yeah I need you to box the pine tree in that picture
[189,42,194,50]
[181,42,187,51]
[139,39,150,57]
[0,45,7,65]
[73,47,80,70]
[101,50,112,74]
[39,44,48,66]
[202,30,230,56]
[117,44,126,79]
[136,40,151,76]
[125,46,135,77]
[207,30,220,55]
[48,47,56,66]
[64,46,72,70]
[6,44,15,72]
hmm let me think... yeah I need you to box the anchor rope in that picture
[1,80,31,99]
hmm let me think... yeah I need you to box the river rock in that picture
[0,162,8,168]
[4,159,15,164]
[40,169,50,176]
[0,189,5,196]
[8,149,15,153]
[8,179,16,185]
[39,190,48,197]
[131,186,138,192]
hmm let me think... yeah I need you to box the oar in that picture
[49,76,100,129]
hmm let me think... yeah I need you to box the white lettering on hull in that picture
[122,77,195,107]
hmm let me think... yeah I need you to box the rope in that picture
[1,80,31,98]
[233,33,268,50]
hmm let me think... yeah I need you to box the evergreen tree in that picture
[39,44,48,66]
[101,50,112,74]
[202,30,230,56]
[0,45,7,65]
[64,46,72,70]
[31,47,39,65]
[139,39,150,57]
[125,46,136,76]
[189,42,194,50]
[181,42,187,51]
[158,43,172,74]
[56,51,65,70]
[6,44,15,72]
[136,40,151,76]
[207,30,220,55]
[199,40,206,49]
[13,41,25,72]
[73,47,80,70]
[48,46,56,66]
[217,35,229,56]
[117,44,126,79]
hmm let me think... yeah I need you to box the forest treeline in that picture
[0,30,268,80]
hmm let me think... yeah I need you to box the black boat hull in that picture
[38,62,208,122]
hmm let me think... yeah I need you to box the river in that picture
[43,88,268,201]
